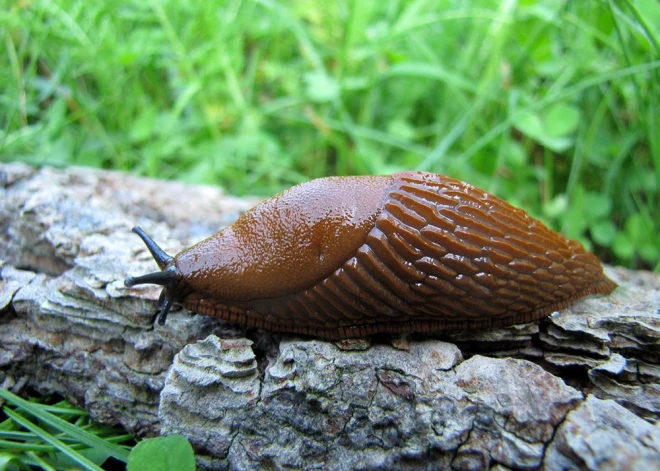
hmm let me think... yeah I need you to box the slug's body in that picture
[125,171,617,339]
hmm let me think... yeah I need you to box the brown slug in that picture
[124,171,617,339]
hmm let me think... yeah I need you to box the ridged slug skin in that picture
[127,171,617,339]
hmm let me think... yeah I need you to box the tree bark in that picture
[1,163,658,470]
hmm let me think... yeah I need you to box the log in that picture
[1,163,658,470]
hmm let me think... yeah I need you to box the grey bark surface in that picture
[0,163,659,470]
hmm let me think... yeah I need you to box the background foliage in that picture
[1,0,659,270]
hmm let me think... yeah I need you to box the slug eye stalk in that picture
[132,226,173,269]
[125,227,182,325]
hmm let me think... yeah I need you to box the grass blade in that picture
[0,388,129,463]
[3,408,104,471]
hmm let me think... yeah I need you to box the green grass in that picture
[0,388,196,471]
[1,0,659,271]
[0,388,132,470]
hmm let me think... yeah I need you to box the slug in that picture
[124,171,617,339]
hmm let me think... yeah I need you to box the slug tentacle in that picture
[124,172,617,338]
[125,227,186,325]
[132,226,173,269]
[155,289,175,325]
[124,265,181,288]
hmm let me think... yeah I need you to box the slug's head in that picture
[124,226,186,325]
